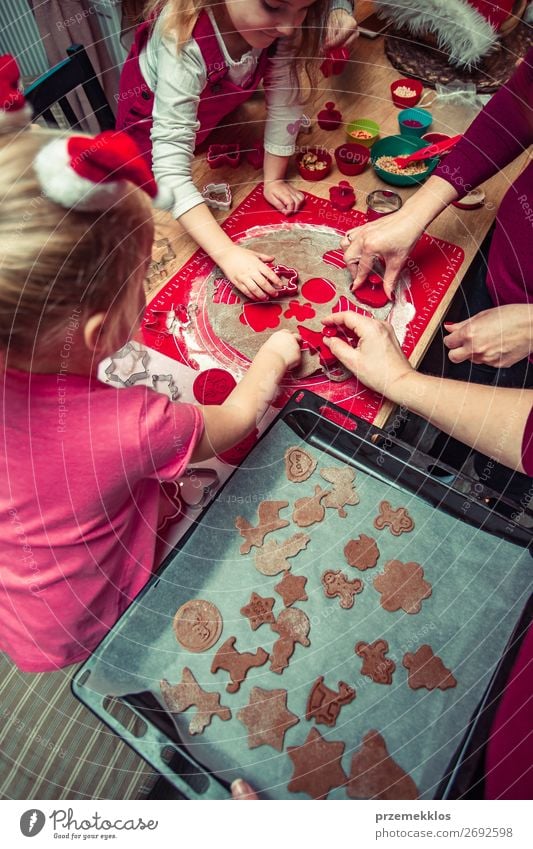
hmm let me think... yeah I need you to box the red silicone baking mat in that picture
[141,185,464,423]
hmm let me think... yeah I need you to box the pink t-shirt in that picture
[0,368,204,672]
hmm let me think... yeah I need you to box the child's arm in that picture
[190,330,301,461]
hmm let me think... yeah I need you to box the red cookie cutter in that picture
[320,46,350,78]
[317,101,342,131]
[245,141,264,170]
[207,144,241,169]
[355,272,390,309]
[329,180,356,212]
[144,304,192,335]
[269,264,299,296]
[322,248,347,270]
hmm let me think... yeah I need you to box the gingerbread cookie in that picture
[373,560,432,614]
[285,446,317,483]
[306,677,356,727]
[255,532,310,576]
[344,534,380,571]
[355,639,396,685]
[320,467,359,517]
[287,728,347,799]
[270,607,311,674]
[322,570,363,609]
[403,645,457,691]
[274,572,308,607]
[240,592,276,630]
[374,500,414,536]
[237,687,299,751]
[292,485,330,527]
[172,599,223,653]
[347,730,419,799]
[211,636,269,693]
[235,500,289,554]
[160,668,231,735]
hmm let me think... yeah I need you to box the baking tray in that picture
[72,391,533,800]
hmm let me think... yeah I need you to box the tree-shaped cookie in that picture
[373,559,432,614]
[255,532,310,576]
[237,687,299,751]
[320,467,359,517]
[403,645,457,690]
[347,730,419,799]
[235,500,289,554]
[160,668,231,735]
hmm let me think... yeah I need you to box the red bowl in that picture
[390,78,423,108]
[334,143,370,176]
[296,148,332,182]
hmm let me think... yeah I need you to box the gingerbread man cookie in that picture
[235,500,289,554]
[160,668,231,735]
[344,534,380,571]
[284,446,317,483]
[274,572,308,607]
[255,532,310,576]
[240,592,276,630]
[355,639,396,685]
[320,467,359,517]
[211,636,269,693]
[373,500,414,536]
[237,687,299,751]
[322,569,363,609]
[306,676,356,727]
[403,645,457,691]
[347,730,419,799]
[373,560,432,614]
[270,607,311,674]
[292,485,330,527]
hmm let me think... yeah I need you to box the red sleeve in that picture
[521,405,533,476]
[435,47,533,199]
[138,389,204,481]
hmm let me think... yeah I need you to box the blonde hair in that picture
[0,128,154,359]
[143,0,334,98]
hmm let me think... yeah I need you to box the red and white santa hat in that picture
[0,54,33,130]
[0,54,172,212]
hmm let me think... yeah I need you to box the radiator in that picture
[0,0,49,77]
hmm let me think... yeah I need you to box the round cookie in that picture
[172,599,223,652]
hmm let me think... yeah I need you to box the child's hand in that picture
[324,9,359,51]
[264,180,305,216]
[259,329,302,370]
[219,246,283,300]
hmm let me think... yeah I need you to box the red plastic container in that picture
[296,148,332,181]
[334,142,370,176]
[390,78,423,108]
[320,46,349,78]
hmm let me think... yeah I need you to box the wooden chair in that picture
[24,44,115,131]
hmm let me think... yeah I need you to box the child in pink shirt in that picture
[0,72,300,672]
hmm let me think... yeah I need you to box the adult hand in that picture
[219,246,283,300]
[264,180,305,216]
[231,779,259,800]
[340,211,424,300]
[260,328,302,370]
[324,8,359,51]
[443,303,533,367]
[322,312,413,400]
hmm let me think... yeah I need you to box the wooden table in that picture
[145,17,529,428]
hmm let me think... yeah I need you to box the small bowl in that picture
[421,132,453,157]
[346,118,380,147]
[390,78,423,108]
[334,142,370,176]
[296,147,332,181]
[398,108,432,137]
[371,135,439,187]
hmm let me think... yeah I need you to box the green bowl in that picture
[370,134,439,186]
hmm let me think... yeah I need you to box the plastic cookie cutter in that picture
[329,180,356,211]
[320,46,350,78]
[201,182,232,211]
[317,101,342,131]
[269,264,299,297]
[144,303,194,336]
[151,373,180,402]
[105,342,150,387]
[206,143,241,169]
[244,141,264,169]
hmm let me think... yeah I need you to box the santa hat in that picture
[0,54,33,130]
[34,131,173,212]
[374,0,515,67]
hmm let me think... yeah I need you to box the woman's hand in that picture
[259,328,302,370]
[231,779,259,800]
[444,304,533,367]
[322,312,413,400]
[219,246,283,300]
[341,211,424,300]
[264,180,305,216]
[324,8,359,51]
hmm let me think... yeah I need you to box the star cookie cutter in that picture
[105,342,150,387]
[201,182,232,211]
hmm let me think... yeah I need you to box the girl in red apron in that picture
[116,0,357,300]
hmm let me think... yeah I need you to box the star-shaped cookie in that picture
[287,727,347,799]
[274,573,308,607]
[237,687,299,751]
[240,592,276,630]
